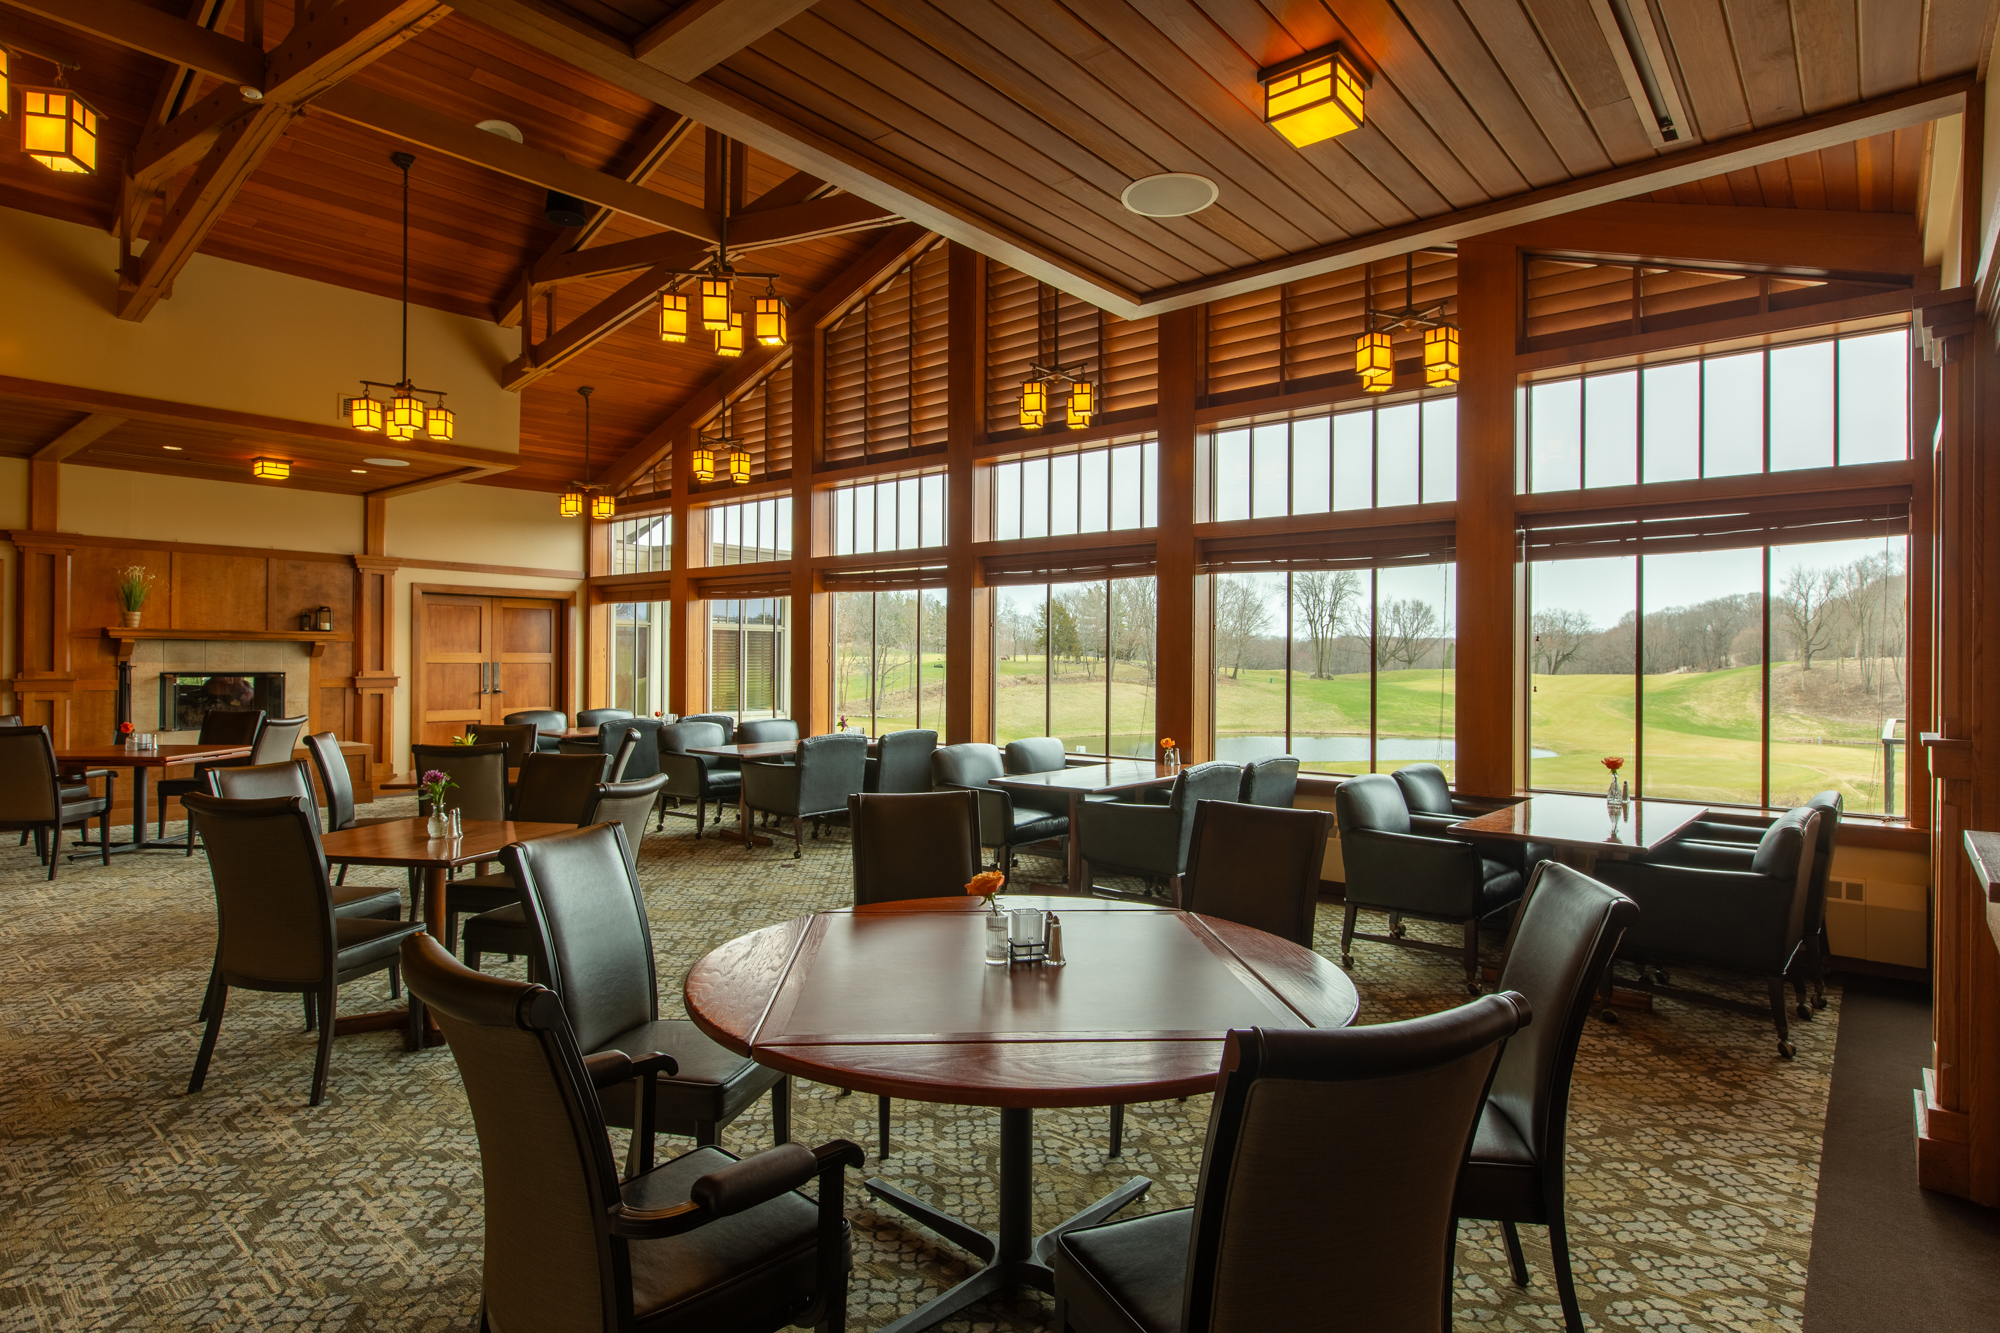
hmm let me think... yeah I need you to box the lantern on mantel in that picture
[315,605,333,632]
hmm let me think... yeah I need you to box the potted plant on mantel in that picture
[115,566,157,629]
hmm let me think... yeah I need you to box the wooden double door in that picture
[418,593,564,746]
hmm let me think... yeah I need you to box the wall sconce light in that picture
[251,457,291,480]
[660,291,688,343]
[1260,45,1368,149]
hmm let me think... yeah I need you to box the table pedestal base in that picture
[864,1107,1150,1333]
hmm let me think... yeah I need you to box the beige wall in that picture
[0,206,520,452]
[59,464,365,552]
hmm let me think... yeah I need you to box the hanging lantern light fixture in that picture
[1259,45,1369,149]
[646,140,788,361]
[715,311,745,358]
[20,80,100,175]
[1356,330,1395,393]
[1018,378,1047,428]
[562,385,614,519]
[1424,325,1460,387]
[754,284,788,347]
[558,489,584,519]
[338,153,456,442]
[1356,252,1456,397]
[691,439,717,483]
[1066,377,1095,429]
[700,275,733,331]
[659,290,688,343]
[728,446,752,484]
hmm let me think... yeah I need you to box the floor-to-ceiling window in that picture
[1523,329,1911,813]
[611,602,670,717]
[992,578,1157,756]
[709,597,788,719]
[831,589,947,733]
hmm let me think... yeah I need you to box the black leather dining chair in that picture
[1052,994,1530,1333]
[1394,763,1549,879]
[503,823,792,1165]
[1181,799,1330,948]
[438,751,611,950]
[1237,754,1301,807]
[398,932,863,1333]
[865,728,936,793]
[503,708,566,752]
[408,743,509,821]
[575,707,635,730]
[1456,862,1638,1333]
[930,742,1067,881]
[467,721,538,766]
[1335,773,1525,994]
[1075,760,1241,905]
[0,725,112,878]
[154,708,270,851]
[209,761,404,926]
[658,721,741,837]
[736,718,800,747]
[741,733,867,858]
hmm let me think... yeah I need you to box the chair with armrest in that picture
[1455,862,1638,1333]
[463,771,670,976]
[0,725,112,878]
[1053,993,1531,1333]
[503,708,567,753]
[657,722,741,838]
[680,714,737,744]
[1335,773,1525,995]
[183,792,425,1105]
[209,761,404,926]
[1075,760,1242,905]
[1394,763,1550,876]
[930,743,1067,881]
[564,719,657,783]
[180,713,311,855]
[1002,736,1084,818]
[735,718,800,747]
[1588,806,1823,1058]
[865,728,936,793]
[741,734,868,859]
[1237,755,1300,807]
[576,707,635,729]
[503,823,792,1165]
[154,709,266,849]
[467,722,538,766]
[1642,791,1843,1013]
[438,751,611,950]
[398,932,862,1333]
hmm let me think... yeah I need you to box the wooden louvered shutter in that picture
[1206,289,1282,399]
[822,240,946,467]
[1520,489,1911,561]
[824,302,869,466]
[911,246,950,450]
[730,369,794,480]
[864,263,913,451]
[1103,313,1158,418]
[986,263,1041,436]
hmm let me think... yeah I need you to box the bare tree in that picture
[1531,607,1594,675]
[1215,577,1274,679]
[1776,566,1839,669]
[1377,597,1441,670]
[1294,570,1362,678]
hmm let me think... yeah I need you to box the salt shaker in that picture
[449,807,463,837]
[1046,913,1065,966]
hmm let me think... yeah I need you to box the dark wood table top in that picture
[686,737,879,762]
[377,767,523,791]
[54,743,252,769]
[320,817,573,869]
[1449,792,1704,855]
[988,760,1179,795]
[684,895,1358,1109]
[543,727,599,740]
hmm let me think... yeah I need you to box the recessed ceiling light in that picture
[351,468,368,474]
[1120,173,1219,217]
[162,445,182,451]
[363,457,410,467]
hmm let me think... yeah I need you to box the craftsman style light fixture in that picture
[340,154,454,440]
[21,83,100,174]
[691,439,717,484]
[1015,280,1095,430]
[659,290,688,343]
[1018,378,1047,428]
[1259,44,1368,149]
[562,385,613,519]
[729,445,752,484]
[700,275,733,332]
[1356,253,1456,395]
[1066,376,1095,428]
[0,50,10,113]
[251,457,291,481]
[754,286,788,346]
[716,311,745,358]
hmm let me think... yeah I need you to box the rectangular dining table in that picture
[53,743,253,856]
[1448,791,1704,869]
[320,816,573,1046]
[988,760,1179,892]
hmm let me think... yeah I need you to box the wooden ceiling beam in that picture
[367,463,514,499]
[528,194,894,290]
[726,194,898,247]
[0,0,262,86]
[499,110,696,328]
[33,414,128,462]
[312,84,719,242]
[502,258,693,391]
[598,223,935,493]
[632,0,818,81]
[739,169,832,215]
[532,232,709,288]
[129,80,263,190]
[143,0,235,129]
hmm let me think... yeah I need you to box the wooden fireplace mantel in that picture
[103,627,349,661]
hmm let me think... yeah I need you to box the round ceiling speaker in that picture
[1120,173,1219,217]
[363,457,411,467]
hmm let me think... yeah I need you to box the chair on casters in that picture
[505,823,793,1168]
[1237,755,1300,807]
[1074,761,1241,905]
[1335,773,1525,995]
[658,722,741,837]
[931,743,1068,883]
[153,709,268,851]
[1052,993,1531,1333]
[183,793,425,1105]
[865,728,936,793]
[848,790,981,1161]
[563,718,659,784]
[1455,862,1638,1333]
[502,708,566,753]
[398,932,863,1333]
[741,734,868,858]
[0,725,113,878]
[1394,763,1550,879]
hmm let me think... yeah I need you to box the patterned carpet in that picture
[0,796,1833,1332]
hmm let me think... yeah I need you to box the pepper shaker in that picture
[1046,913,1065,966]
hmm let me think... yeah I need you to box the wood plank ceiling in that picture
[0,0,1986,494]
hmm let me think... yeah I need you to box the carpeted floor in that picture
[1,797,1839,1331]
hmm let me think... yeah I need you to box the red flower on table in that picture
[1601,756,1625,773]
[119,722,133,735]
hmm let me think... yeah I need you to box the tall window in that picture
[1211,564,1457,776]
[1209,398,1457,520]
[991,438,1157,540]
[611,602,668,716]
[1529,535,1908,813]
[1523,329,1909,492]
[610,514,671,574]
[704,497,792,565]
[709,598,788,719]
[831,590,947,733]
[992,579,1156,756]
[832,469,946,555]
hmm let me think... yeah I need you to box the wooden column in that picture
[944,242,989,744]
[28,459,58,532]
[1155,307,1202,760]
[8,533,75,740]
[581,519,611,709]
[1454,239,1523,797]
[790,304,827,732]
[667,425,698,718]
[351,554,401,774]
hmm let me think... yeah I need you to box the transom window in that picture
[1209,398,1457,521]
[991,438,1157,541]
[610,515,670,574]
[702,497,793,566]
[831,469,946,555]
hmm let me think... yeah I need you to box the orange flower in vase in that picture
[1601,756,1627,808]
[1159,736,1180,769]
[966,870,1006,909]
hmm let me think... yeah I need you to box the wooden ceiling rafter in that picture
[33,413,129,461]
[632,0,820,82]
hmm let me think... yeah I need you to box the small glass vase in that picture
[426,812,450,839]
[1162,747,1180,770]
[984,905,1009,965]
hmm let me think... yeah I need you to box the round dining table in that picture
[684,894,1359,1333]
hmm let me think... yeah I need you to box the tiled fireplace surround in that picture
[121,639,315,739]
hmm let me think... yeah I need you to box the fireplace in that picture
[161,673,287,732]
